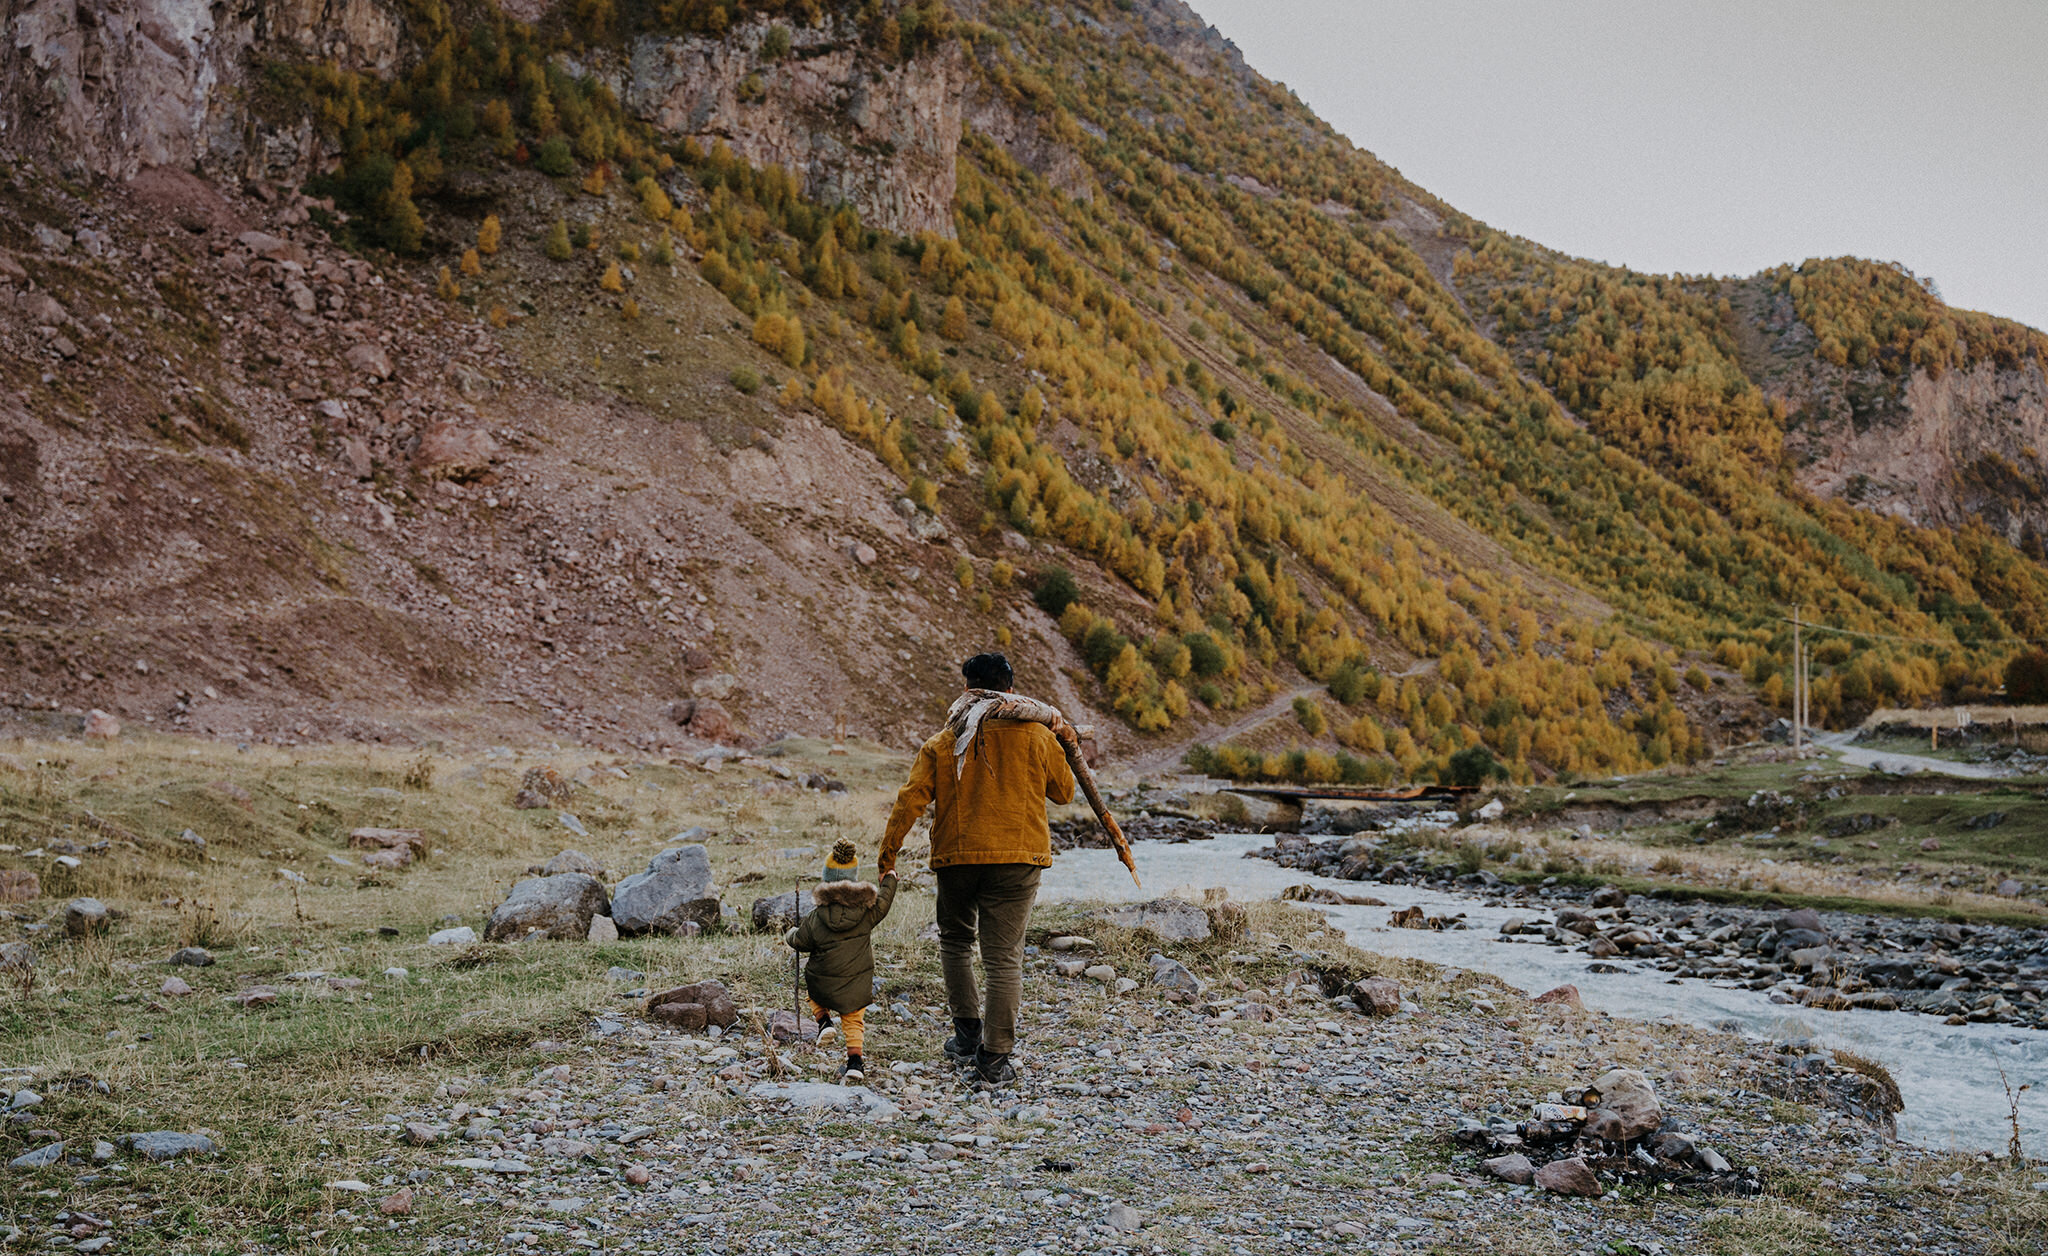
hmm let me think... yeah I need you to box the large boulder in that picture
[670,698,739,745]
[1534,1155,1602,1197]
[751,890,813,933]
[1776,907,1826,935]
[1582,1067,1663,1142]
[344,342,394,380]
[483,874,610,942]
[644,980,737,1030]
[1146,952,1203,999]
[612,844,720,936]
[534,850,607,880]
[413,423,498,481]
[65,897,110,937]
[1095,898,1210,942]
[1348,976,1403,1016]
[1483,1152,1535,1185]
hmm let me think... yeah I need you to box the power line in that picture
[1771,616,2048,648]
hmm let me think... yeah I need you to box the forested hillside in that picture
[4,0,2044,783]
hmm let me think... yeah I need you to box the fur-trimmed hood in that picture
[812,879,879,909]
[789,874,898,1015]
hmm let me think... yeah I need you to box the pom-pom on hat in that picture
[823,839,860,883]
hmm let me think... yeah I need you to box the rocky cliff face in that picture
[3,2,974,240]
[1734,285,2048,553]
[614,23,967,237]
[1783,359,2048,553]
[1,0,401,181]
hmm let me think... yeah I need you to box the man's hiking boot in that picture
[971,1048,1017,1086]
[842,1054,865,1084]
[943,1018,982,1061]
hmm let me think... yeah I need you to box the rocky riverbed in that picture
[7,897,2040,1255]
[1257,833,2048,1032]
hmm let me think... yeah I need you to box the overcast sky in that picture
[1191,0,2048,333]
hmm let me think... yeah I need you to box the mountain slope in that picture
[2,0,2044,781]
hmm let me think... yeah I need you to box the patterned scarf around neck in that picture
[941,688,1138,885]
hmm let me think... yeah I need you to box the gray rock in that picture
[1096,898,1211,942]
[606,967,646,984]
[7,1142,62,1169]
[691,672,739,701]
[1996,879,2023,898]
[1482,1152,1534,1184]
[120,1131,216,1161]
[1145,952,1203,996]
[344,342,394,380]
[611,845,720,936]
[1105,1202,1142,1232]
[1788,946,1835,971]
[427,926,477,946]
[1695,1147,1731,1173]
[747,1081,899,1122]
[484,874,611,942]
[10,1089,40,1110]
[0,941,32,972]
[586,914,619,944]
[1647,1130,1696,1161]
[64,897,110,937]
[91,1140,114,1163]
[751,890,814,933]
[1589,885,1627,908]
[1349,977,1402,1016]
[644,980,738,1030]
[1533,1155,1602,1196]
[168,946,215,967]
[541,850,607,879]
[1776,907,1825,935]
[1583,1067,1662,1142]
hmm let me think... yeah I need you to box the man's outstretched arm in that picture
[878,740,938,877]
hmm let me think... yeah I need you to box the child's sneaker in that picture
[842,1054,865,1084]
[816,1015,836,1045]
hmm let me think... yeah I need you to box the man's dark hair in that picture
[962,652,1013,690]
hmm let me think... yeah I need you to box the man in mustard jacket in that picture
[879,653,1074,1084]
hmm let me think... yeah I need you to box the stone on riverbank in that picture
[612,844,721,936]
[484,874,610,942]
[1534,1156,1602,1197]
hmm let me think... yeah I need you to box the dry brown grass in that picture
[0,730,930,1247]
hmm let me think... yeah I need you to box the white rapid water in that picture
[1040,833,2048,1158]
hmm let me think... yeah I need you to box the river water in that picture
[1039,833,2047,1159]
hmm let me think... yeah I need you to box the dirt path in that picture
[1813,731,2007,780]
[1125,660,1442,777]
[1126,683,1326,776]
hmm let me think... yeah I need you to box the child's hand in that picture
[782,927,800,948]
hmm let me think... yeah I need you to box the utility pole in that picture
[1802,639,1812,753]
[1791,606,1803,755]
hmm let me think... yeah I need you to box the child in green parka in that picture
[784,840,898,1082]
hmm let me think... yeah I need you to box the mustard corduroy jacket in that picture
[878,719,1075,875]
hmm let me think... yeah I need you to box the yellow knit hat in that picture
[823,839,859,883]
